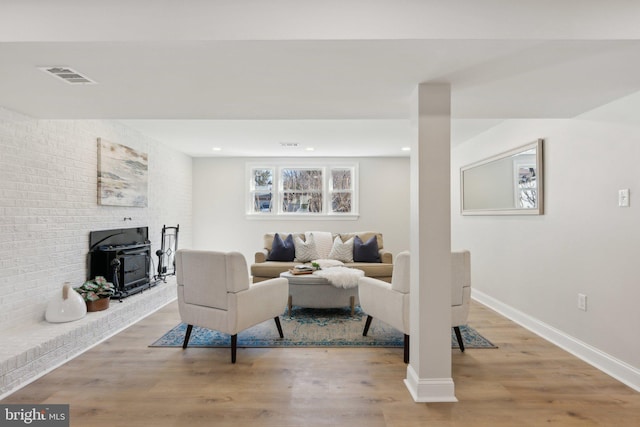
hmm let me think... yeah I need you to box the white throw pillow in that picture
[294,234,319,262]
[328,236,354,263]
[307,231,333,259]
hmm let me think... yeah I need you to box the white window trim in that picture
[246,161,359,220]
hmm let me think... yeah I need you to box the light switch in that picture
[578,293,587,311]
[619,189,630,207]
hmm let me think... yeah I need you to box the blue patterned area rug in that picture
[151,306,496,349]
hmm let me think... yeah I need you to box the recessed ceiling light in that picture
[305,147,315,151]
[212,147,222,151]
[401,147,411,151]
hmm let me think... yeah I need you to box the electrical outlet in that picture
[578,293,587,311]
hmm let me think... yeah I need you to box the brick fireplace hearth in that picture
[0,278,176,398]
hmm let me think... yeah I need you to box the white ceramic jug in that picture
[45,282,87,323]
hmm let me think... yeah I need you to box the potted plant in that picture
[74,276,115,312]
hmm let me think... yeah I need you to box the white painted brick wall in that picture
[0,107,192,328]
[0,107,192,396]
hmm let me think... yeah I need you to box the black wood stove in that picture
[88,227,154,299]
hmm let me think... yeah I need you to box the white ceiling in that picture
[2,1,640,157]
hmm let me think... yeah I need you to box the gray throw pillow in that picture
[353,235,380,263]
[267,233,295,261]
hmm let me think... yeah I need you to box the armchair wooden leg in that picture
[453,326,465,352]
[182,324,193,349]
[274,316,284,338]
[404,334,410,363]
[231,334,238,363]
[363,315,373,336]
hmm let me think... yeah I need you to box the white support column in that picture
[404,83,456,402]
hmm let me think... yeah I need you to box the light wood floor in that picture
[3,300,639,426]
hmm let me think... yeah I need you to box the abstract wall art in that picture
[97,138,148,207]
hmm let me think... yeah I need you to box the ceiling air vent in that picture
[280,142,300,148]
[39,67,97,85]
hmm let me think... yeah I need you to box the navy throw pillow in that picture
[353,235,380,263]
[267,233,295,261]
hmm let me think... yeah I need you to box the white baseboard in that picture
[404,365,458,402]
[472,289,640,392]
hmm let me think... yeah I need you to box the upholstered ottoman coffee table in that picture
[280,268,364,316]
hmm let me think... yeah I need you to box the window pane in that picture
[332,192,352,213]
[308,192,323,213]
[517,166,537,208]
[332,169,352,190]
[519,189,537,208]
[251,168,273,213]
[282,168,322,191]
[282,192,323,213]
[253,193,272,212]
[253,168,273,190]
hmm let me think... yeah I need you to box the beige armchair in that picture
[359,250,471,363]
[176,249,289,363]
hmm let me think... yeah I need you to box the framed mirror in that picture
[460,139,543,215]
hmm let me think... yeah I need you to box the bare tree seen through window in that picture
[331,168,352,213]
[281,168,323,213]
[518,166,537,208]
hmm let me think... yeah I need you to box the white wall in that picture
[452,118,640,377]
[192,157,410,263]
[0,108,192,329]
